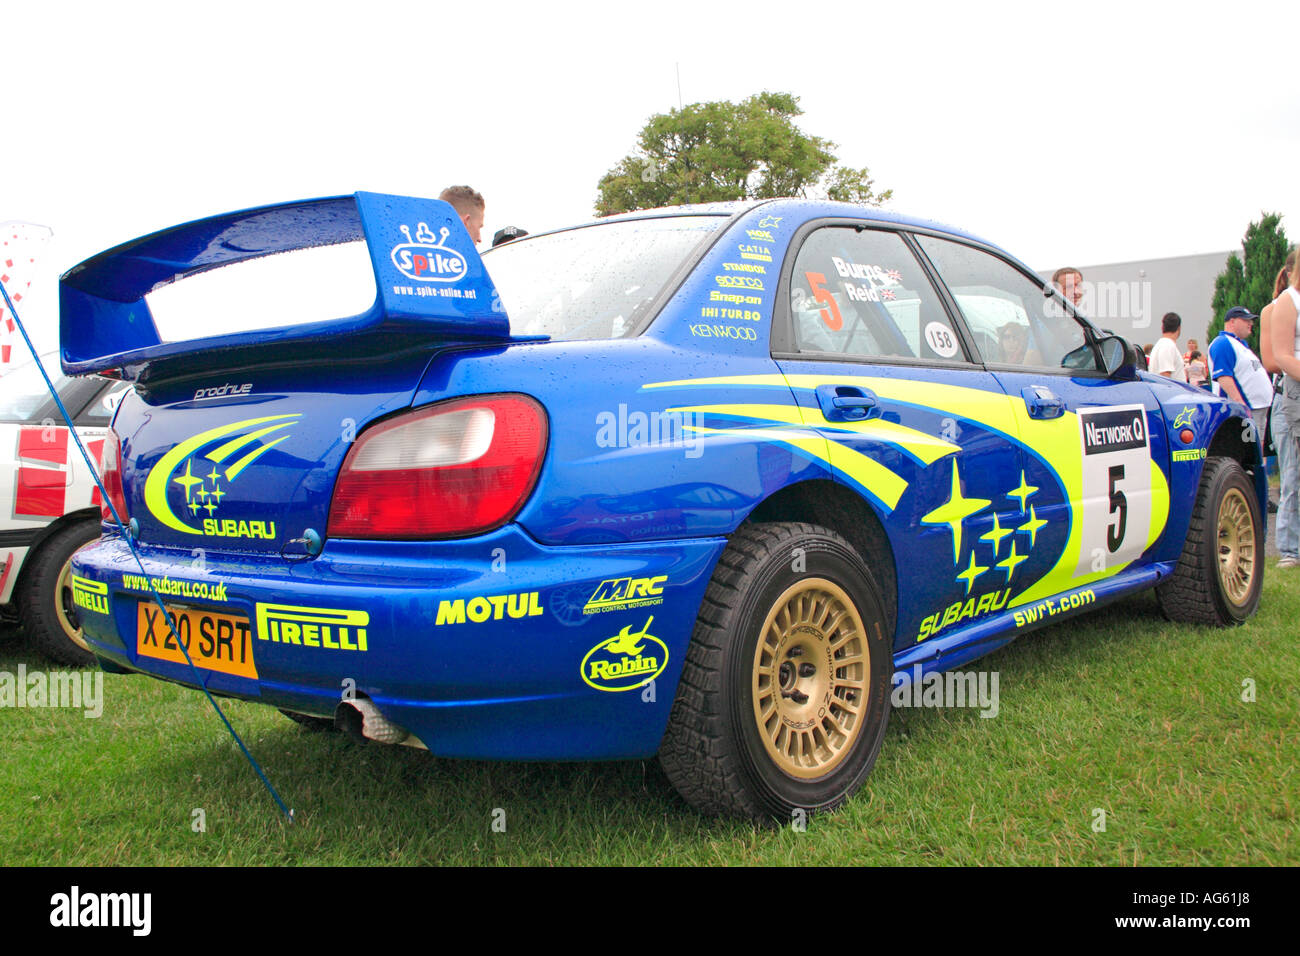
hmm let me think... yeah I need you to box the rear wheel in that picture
[1157,457,1263,625]
[659,522,891,820]
[20,519,101,667]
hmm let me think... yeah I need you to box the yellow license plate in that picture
[136,603,258,679]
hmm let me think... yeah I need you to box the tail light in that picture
[328,394,547,539]
[99,431,129,524]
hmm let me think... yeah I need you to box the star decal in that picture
[922,462,991,565]
[188,500,200,515]
[204,499,218,516]
[997,541,1027,581]
[173,460,203,502]
[1008,470,1038,512]
[758,215,782,229]
[956,551,989,595]
[209,484,224,504]
[980,513,1013,557]
[1017,505,1047,548]
[206,465,221,485]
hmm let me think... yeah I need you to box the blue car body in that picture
[62,193,1264,780]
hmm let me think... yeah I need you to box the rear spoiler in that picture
[60,191,541,377]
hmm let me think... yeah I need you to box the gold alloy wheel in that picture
[55,556,92,653]
[1217,488,1256,606]
[751,578,869,780]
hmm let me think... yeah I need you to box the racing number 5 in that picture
[805,272,843,331]
[1108,464,1128,553]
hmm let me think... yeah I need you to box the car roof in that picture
[490,198,1011,267]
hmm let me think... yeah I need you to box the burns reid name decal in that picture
[144,414,299,539]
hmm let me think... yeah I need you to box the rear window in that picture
[482,216,726,340]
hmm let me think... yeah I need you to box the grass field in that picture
[1,569,1295,866]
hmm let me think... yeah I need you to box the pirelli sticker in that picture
[71,575,109,616]
[256,603,370,652]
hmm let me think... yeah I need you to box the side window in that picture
[915,235,1097,372]
[788,228,966,363]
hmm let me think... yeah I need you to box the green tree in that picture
[595,91,892,216]
[1207,213,1289,352]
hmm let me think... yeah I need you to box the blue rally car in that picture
[62,193,1264,819]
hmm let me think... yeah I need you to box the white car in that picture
[0,353,129,664]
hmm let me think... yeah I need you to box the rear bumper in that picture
[70,526,726,759]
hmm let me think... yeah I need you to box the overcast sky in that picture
[4,0,1296,354]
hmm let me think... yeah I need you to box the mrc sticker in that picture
[583,575,667,615]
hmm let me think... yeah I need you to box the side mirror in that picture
[1097,334,1138,377]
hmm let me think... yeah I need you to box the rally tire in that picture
[1156,457,1263,626]
[659,522,891,821]
[20,519,102,667]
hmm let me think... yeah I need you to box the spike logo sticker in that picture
[391,221,467,283]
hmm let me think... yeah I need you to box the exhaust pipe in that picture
[336,698,425,748]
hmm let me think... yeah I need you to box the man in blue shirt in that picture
[1209,306,1273,444]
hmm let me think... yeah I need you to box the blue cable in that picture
[0,277,294,824]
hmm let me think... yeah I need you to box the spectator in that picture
[999,322,1029,364]
[492,226,529,247]
[1149,312,1187,381]
[1266,254,1300,567]
[1183,338,1199,364]
[439,185,486,244]
[1186,350,1207,388]
[1209,306,1272,445]
[1052,266,1084,308]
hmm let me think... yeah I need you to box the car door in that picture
[772,222,1038,652]
[912,233,1170,611]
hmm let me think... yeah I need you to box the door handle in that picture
[1021,385,1066,420]
[816,385,878,422]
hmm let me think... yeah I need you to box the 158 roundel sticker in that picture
[924,322,960,358]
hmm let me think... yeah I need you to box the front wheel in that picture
[659,522,891,820]
[1157,457,1263,625]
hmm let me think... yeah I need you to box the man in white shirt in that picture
[1148,312,1187,381]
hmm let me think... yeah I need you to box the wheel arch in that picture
[745,479,898,641]
[1206,413,1268,515]
[10,508,101,603]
